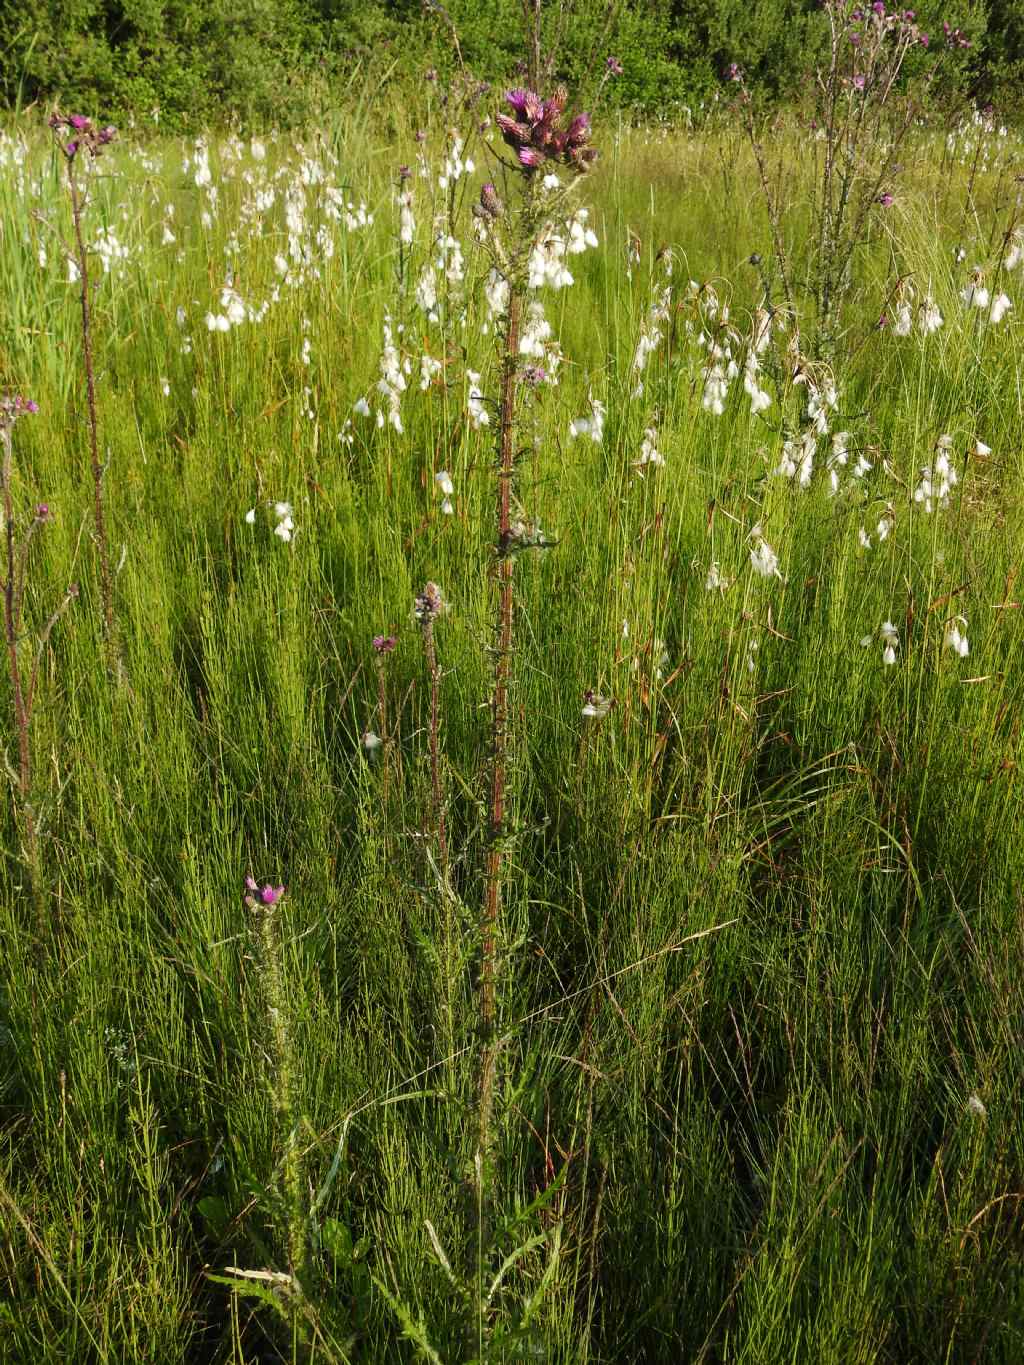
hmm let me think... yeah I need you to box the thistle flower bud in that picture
[479,182,504,218]
[414,581,445,623]
[566,113,591,148]
[543,87,568,121]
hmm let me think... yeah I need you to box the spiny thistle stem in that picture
[478,287,521,1177]
[245,877,310,1308]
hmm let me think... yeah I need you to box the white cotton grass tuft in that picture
[581,690,613,720]
[568,393,606,443]
[966,1094,987,1118]
[244,500,296,542]
[862,620,899,665]
[961,272,989,310]
[466,371,489,429]
[434,470,455,514]
[705,561,732,592]
[749,526,784,581]
[944,615,969,658]
[775,430,816,488]
[914,436,958,513]
[989,292,1012,325]
[635,427,664,471]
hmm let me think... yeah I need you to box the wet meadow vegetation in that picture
[2,19,1024,1361]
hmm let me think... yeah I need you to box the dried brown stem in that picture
[67,162,115,656]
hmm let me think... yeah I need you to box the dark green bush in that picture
[0,0,1019,130]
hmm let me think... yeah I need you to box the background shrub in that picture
[0,0,1018,131]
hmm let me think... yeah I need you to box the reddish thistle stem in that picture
[421,617,448,876]
[2,431,30,800]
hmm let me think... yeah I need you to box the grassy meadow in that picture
[1,92,1024,1363]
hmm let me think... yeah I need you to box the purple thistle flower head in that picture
[97,125,116,146]
[918,30,929,45]
[852,74,866,90]
[871,1,885,15]
[34,503,51,522]
[878,192,894,206]
[244,873,286,908]
[414,128,427,143]
[68,114,92,131]
[606,56,623,76]
[498,83,595,175]
[373,633,398,654]
[398,164,411,181]
[505,87,543,122]
[65,140,80,157]
[725,62,743,82]
[1,395,38,428]
[521,365,547,387]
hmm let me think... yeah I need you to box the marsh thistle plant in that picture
[474,73,597,1265]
